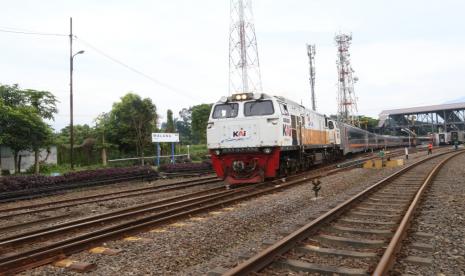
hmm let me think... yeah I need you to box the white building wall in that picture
[0,146,57,174]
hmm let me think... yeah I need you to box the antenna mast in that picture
[229,0,262,94]
[307,44,316,111]
[335,33,359,126]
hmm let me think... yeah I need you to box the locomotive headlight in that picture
[241,94,247,100]
[214,150,221,156]
[263,148,272,154]
[235,94,242,100]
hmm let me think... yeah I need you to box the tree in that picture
[176,108,192,144]
[54,124,95,146]
[30,115,53,174]
[94,113,112,166]
[24,89,58,120]
[165,109,175,133]
[358,116,379,132]
[191,104,212,144]
[108,93,157,165]
[0,105,51,173]
[0,84,56,173]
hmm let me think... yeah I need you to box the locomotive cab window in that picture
[279,103,289,115]
[212,103,239,119]
[328,121,334,129]
[244,100,275,116]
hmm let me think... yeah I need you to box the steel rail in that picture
[0,149,440,274]
[373,149,465,275]
[0,186,230,245]
[0,177,220,219]
[222,150,456,276]
[0,164,347,275]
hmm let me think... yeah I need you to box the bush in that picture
[0,166,158,193]
[159,161,212,173]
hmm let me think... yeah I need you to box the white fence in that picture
[108,154,189,163]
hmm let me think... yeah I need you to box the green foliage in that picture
[0,84,56,173]
[179,144,208,161]
[54,124,96,146]
[23,89,58,120]
[1,105,39,153]
[358,115,379,131]
[165,109,175,133]
[25,162,115,175]
[175,107,192,144]
[191,104,212,144]
[0,84,57,120]
[107,93,157,164]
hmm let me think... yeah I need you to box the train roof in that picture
[216,93,328,117]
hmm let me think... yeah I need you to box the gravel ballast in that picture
[0,175,222,239]
[392,150,465,276]
[17,149,452,275]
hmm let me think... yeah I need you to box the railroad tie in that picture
[53,259,96,273]
[89,247,122,255]
[274,259,369,276]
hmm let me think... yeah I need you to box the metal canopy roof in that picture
[378,102,465,128]
[379,102,465,117]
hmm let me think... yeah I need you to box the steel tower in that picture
[335,33,359,126]
[229,0,262,94]
[307,44,316,111]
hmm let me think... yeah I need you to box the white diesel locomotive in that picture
[207,93,408,185]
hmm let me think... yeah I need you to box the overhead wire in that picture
[74,36,196,100]
[0,25,196,100]
[0,27,67,37]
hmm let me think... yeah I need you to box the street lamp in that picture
[401,128,415,148]
[70,49,85,170]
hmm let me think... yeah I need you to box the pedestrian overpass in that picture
[378,102,465,136]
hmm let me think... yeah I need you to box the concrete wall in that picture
[0,146,57,174]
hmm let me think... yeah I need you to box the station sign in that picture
[152,133,179,143]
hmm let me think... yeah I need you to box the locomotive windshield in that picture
[212,103,238,119]
[244,100,274,116]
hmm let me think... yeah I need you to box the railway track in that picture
[222,149,463,275]
[0,168,215,204]
[0,160,355,275]
[0,173,160,203]
[0,149,383,221]
[0,148,443,274]
[0,175,221,221]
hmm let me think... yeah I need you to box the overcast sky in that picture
[1,0,465,131]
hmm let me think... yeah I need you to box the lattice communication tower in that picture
[335,33,359,126]
[307,44,316,111]
[229,0,263,94]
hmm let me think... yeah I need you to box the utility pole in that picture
[307,44,316,111]
[69,17,74,170]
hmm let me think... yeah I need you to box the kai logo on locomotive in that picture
[232,128,247,138]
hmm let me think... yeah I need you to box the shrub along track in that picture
[222,149,462,276]
[0,170,161,203]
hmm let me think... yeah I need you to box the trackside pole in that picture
[171,142,175,163]
[156,142,160,166]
